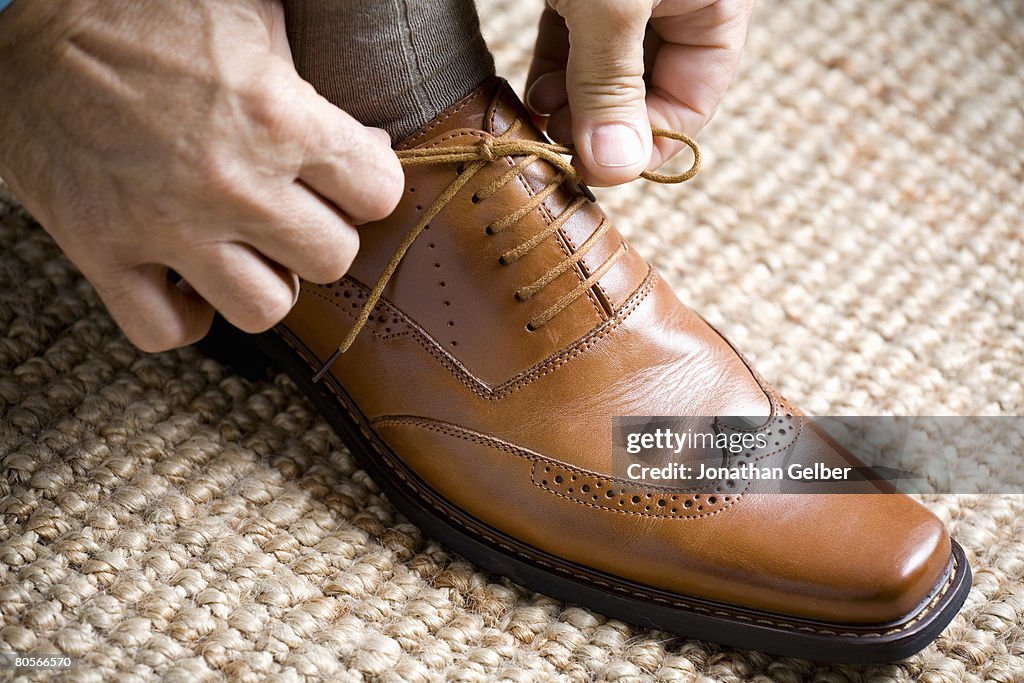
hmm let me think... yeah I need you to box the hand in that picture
[0,0,403,352]
[526,0,755,186]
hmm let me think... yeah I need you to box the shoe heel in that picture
[195,314,275,381]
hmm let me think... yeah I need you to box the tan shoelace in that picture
[313,122,700,382]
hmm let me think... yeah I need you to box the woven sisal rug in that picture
[1,0,1022,680]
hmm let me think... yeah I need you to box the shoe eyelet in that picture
[485,225,495,235]
[525,322,537,332]
[471,193,481,204]
[497,255,507,266]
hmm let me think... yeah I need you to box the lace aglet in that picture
[312,348,343,383]
[577,182,597,203]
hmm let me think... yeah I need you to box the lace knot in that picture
[478,136,498,162]
[311,123,701,383]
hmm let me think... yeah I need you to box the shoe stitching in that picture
[398,82,490,150]
[287,300,951,637]
[311,125,699,381]
[534,409,801,516]
[689,309,778,418]
[397,129,641,332]
[365,411,957,638]
[305,268,656,400]
[304,287,413,342]
[275,331,961,639]
[371,415,738,520]
[370,390,798,522]
[303,268,778,417]
[492,269,654,393]
[401,124,636,331]
[506,144,607,323]
[488,101,608,321]
[275,92,956,633]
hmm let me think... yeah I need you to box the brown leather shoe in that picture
[203,78,969,663]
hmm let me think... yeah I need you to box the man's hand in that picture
[526,0,754,186]
[0,0,403,352]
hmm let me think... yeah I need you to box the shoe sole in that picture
[197,315,972,665]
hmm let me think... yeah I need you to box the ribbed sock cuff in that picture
[283,0,495,142]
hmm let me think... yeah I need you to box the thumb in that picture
[553,0,653,186]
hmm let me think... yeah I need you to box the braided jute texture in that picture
[1,0,1022,680]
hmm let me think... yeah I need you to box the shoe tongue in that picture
[395,77,546,149]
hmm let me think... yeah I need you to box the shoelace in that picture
[312,122,700,382]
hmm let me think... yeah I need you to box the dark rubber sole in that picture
[196,315,972,665]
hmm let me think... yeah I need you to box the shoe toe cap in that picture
[710,491,953,624]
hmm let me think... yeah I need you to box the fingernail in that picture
[591,123,644,168]
[525,80,547,115]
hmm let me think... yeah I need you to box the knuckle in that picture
[353,153,404,222]
[575,78,645,99]
[572,77,646,114]
[243,66,308,143]
[237,284,294,333]
[305,227,359,283]
[196,151,250,200]
[330,227,360,279]
[714,0,757,27]
[554,0,648,23]
[599,0,651,26]
[193,151,274,221]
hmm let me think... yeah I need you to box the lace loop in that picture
[311,126,700,383]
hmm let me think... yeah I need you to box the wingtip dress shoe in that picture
[202,77,970,663]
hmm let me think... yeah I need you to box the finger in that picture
[525,6,570,114]
[295,82,405,225]
[526,70,568,117]
[551,0,654,186]
[544,105,574,146]
[173,242,300,334]
[645,45,743,169]
[238,181,361,284]
[645,5,752,168]
[90,263,215,353]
